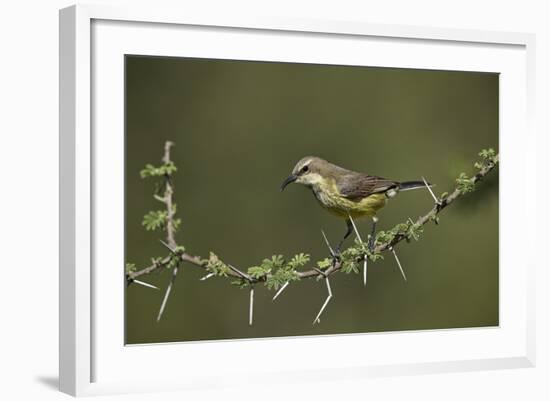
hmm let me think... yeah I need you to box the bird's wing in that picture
[337,173,398,200]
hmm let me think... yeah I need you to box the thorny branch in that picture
[126,142,499,324]
[129,141,183,320]
[159,141,177,249]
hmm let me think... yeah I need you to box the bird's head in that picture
[280,156,327,191]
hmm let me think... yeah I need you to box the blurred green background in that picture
[125,55,499,344]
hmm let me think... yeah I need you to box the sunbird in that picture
[281,156,429,253]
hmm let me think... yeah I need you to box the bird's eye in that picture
[302,165,309,173]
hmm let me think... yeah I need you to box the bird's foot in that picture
[367,235,376,253]
[321,230,341,267]
[331,249,342,267]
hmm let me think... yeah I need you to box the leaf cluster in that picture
[230,278,252,289]
[455,172,475,194]
[202,252,310,289]
[375,219,423,246]
[142,210,168,231]
[204,252,231,277]
[458,148,498,194]
[340,246,362,274]
[125,263,136,274]
[250,253,308,290]
[475,148,498,169]
[162,246,185,270]
[142,208,181,232]
[140,161,177,179]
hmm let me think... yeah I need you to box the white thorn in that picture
[133,279,159,290]
[422,176,440,204]
[272,281,289,301]
[363,258,368,286]
[391,248,407,282]
[348,215,363,243]
[157,266,178,322]
[159,239,178,254]
[249,287,254,326]
[228,264,250,280]
[350,215,368,287]
[313,277,333,324]
[321,230,336,257]
[153,194,166,203]
[200,272,215,281]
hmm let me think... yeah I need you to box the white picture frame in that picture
[59,4,536,397]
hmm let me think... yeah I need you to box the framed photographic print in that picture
[59,4,536,396]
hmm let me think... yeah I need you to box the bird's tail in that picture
[398,180,432,191]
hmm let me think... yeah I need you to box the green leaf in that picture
[142,210,168,231]
[230,278,251,289]
[174,245,185,254]
[479,148,496,160]
[248,265,270,279]
[375,230,393,244]
[341,258,359,274]
[204,252,230,277]
[151,257,162,266]
[167,253,180,269]
[406,220,423,241]
[125,263,136,274]
[317,258,332,270]
[474,148,498,171]
[288,253,310,269]
[456,172,475,194]
[140,161,178,179]
[140,164,157,179]
[262,255,285,270]
[265,267,300,290]
[368,252,384,262]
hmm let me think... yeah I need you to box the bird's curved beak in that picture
[280,174,297,191]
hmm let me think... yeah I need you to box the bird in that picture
[280,156,430,254]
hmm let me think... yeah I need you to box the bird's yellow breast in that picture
[312,177,387,219]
